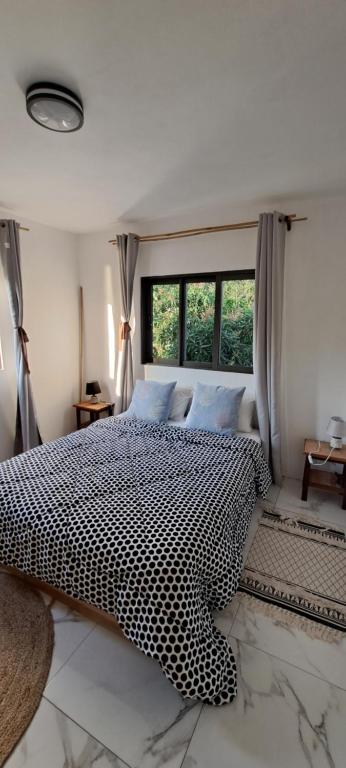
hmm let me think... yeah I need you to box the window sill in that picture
[144,361,253,375]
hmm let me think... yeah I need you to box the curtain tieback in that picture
[121,320,131,339]
[16,326,31,374]
[119,320,131,350]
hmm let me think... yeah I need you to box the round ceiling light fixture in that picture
[26,82,84,133]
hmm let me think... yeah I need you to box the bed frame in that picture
[1,564,125,639]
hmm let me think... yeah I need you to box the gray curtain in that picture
[254,212,286,485]
[0,220,41,455]
[116,233,139,412]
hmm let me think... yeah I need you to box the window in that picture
[152,282,179,363]
[219,277,255,369]
[141,270,255,373]
[185,280,215,364]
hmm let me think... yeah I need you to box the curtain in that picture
[0,220,41,455]
[116,233,139,412]
[254,212,286,485]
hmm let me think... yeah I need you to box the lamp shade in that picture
[327,416,344,439]
[86,381,101,396]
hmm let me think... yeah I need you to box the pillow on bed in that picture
[238,398,255,433]
[186,382,245,435]
[128,380,176,422]
[169,387,193,421]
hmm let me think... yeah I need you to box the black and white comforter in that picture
[0,417,271,705]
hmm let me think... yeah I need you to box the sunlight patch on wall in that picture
[107,303,115,380]
[104,263,116,382]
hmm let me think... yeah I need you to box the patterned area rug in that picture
[239,508,346,631]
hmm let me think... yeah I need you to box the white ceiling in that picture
[1,0,346,233]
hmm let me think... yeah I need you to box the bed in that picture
[0,415,271,705]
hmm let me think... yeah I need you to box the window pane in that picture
[185,281,215,363]
[152,283,179,361]
[220,279,254,368]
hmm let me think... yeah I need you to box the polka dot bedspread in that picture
[0,416,271,705]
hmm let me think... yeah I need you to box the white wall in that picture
[135,195,346,479]
[76,223,139,411]
[282,197,346,478]
[0,213,79,461]
[0,197,344,471]
[132,215,257,396]
[77,194,346,480]
[145,366,254,397]
[76,229,120,407]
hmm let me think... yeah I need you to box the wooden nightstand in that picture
[73,401,115,430]
[302,439,346,510]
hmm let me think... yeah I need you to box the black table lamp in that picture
[86,381,101,403]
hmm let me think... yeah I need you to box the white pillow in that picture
[169,387,193,421]
[238,398,255,433]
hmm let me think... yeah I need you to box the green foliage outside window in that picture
[185,282,215,363]
[151,277,254,369]
[152,283,179,360]
[220,279,254,368]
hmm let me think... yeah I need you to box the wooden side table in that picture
[73,401,115,430]
[302,439,346,510]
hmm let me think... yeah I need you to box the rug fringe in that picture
[240,593,345,643]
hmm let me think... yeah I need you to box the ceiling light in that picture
[26,82,84,133]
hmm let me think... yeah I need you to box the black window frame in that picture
[141,269,255,374]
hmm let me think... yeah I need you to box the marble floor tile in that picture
[38,589,54,606]
[45,624,201,768]
[6,697,127,768]
[182,640,346,768]
[213,592,241,636]
[241,484,280,566]
[47,600,95,681]
[276,477,346,531]
[243,503,262,562]
[232,593,346,691]
[263,482,281,510]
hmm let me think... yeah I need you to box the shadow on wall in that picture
[0,391,16,461]
[84,264,119,410]
[0,264,17,460]
[0,345,17,459]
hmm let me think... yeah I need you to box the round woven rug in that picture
[0,573,54,766]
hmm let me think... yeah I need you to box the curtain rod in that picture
[108,214,307,244]
[0,224,30,232]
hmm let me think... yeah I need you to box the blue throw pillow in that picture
[128,380,176,423]
[186,382,245,435]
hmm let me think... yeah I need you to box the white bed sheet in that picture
[167,418,261,443]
